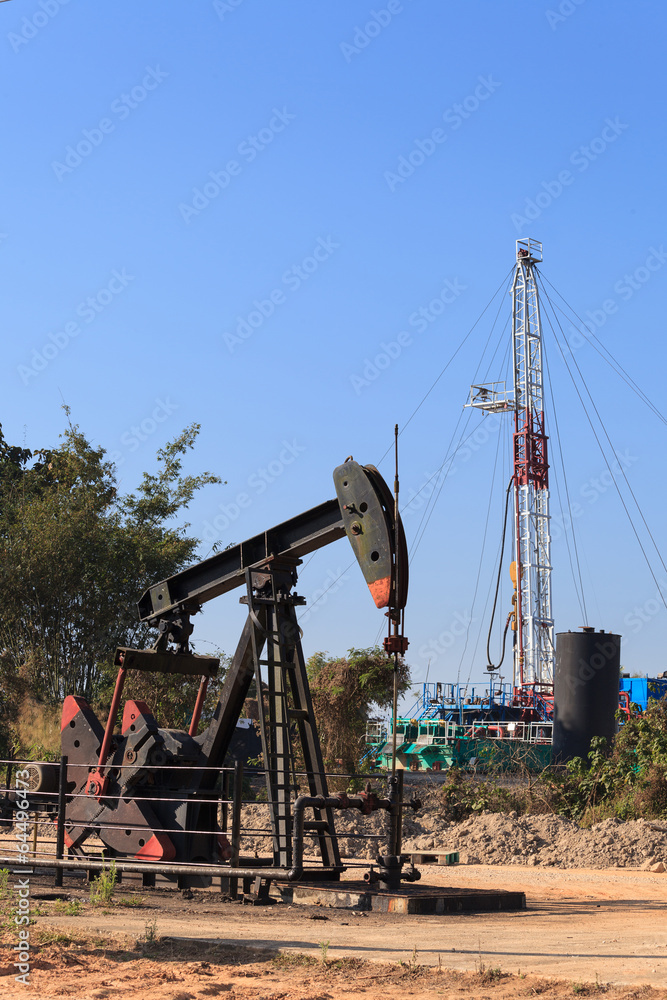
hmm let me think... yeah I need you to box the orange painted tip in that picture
[51,816,75,849]
[61,695,88,731]
[134,832,176,862]
[368,575,391,609]
[122,700,151,734]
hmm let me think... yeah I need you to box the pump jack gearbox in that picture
[58,459,409,882]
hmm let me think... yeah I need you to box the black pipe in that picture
[220,770,229,834]
[229,758,243,899]
[289,779,422,889]
[288,792,392,880]
[0,854,312,880]
[387,772,402,859]
[290,795,328,880]
[54,755,68,889]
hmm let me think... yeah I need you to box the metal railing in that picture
[404,680,517,721]
[0,757,400,891]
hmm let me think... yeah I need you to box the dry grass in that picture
[14,696,61,757]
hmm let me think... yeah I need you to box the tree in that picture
[539,698,667,821]
[0,415,222,717]
[306,646,411,773]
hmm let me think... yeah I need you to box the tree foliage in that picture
[435,700,667,825]
[306,646,410,773]
[539,698,667,822]
[0,416,221,729]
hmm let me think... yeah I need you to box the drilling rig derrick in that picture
[467,238,554,698]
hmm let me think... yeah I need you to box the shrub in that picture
[439,768,521,821]
[90,862,117,906]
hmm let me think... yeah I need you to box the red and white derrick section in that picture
[512,238,554,690]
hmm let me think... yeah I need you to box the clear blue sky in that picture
[2,0,665,700]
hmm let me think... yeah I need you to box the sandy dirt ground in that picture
[2,792,666,998]
[1,861,666,999]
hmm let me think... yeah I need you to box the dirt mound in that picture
[240,793,667,869]
[452,812,667,868]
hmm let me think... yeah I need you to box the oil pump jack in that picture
[59,458,411,885]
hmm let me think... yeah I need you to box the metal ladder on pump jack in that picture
[242,559,340,873]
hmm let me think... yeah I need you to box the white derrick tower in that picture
[511,238,553,688]
[467,238,554,690]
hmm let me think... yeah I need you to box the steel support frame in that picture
[243,562,341,872]
[512,239,554,688]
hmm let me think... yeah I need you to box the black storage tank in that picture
[552,628,621,764]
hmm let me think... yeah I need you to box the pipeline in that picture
[288,787,394,880]
[0,854,336,882]
[288,780,421,885]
